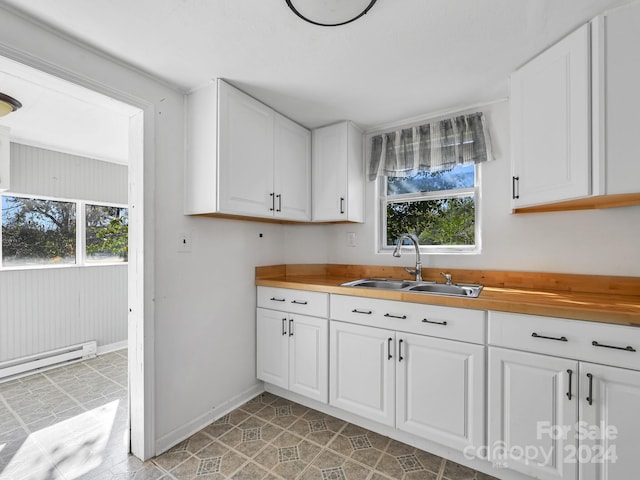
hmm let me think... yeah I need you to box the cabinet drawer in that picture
[330,294,486,344]
[489,311,640,370]
[257,287,328,318]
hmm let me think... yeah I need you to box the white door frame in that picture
[0,46,156,460]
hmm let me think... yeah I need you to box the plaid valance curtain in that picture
[368,112,493,180]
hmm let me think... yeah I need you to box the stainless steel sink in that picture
[340,278,483,298]
[407,283,483,297]
[342,279,414,290]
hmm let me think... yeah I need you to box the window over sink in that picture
[379,164,479,252]
[369,111,491,254]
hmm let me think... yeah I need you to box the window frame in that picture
[1,192,128,270]
[377,165,482,255]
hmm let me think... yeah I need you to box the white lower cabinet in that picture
[398,333,485,452]
[579,363,640,480]
[488,311,640,480]
[329,321,395,426]
[489,347,579,480]
[329,319,485,452]
[256,308,328,403]
[256,308,289,389]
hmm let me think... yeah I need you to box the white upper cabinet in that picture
[185,79,311,221]
[592,2,640,196]
[312,121,364,222]
[0,126,10,192]
[218,80,275,217]
[274,113,311,221]
[511,2,640,212]
[510,23,591,209]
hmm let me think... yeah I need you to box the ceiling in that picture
[0,55,138,164]
[0,0,634,133]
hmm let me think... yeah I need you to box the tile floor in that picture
[0,352,498,480]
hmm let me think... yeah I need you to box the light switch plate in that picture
[347,232,357,247]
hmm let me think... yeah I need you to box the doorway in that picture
[0,52,150,469]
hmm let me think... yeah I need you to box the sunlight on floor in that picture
[2,400,119,480]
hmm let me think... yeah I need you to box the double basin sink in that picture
[341,278,483,298]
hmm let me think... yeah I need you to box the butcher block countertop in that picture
[255,264,640,327]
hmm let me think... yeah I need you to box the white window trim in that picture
[377,164,482,255]
[0,192,128,270]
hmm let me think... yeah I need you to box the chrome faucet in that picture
[392,233,422,282]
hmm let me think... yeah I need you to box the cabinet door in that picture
[511,24,591,208]
[256,308,289,389]
[288,314,328,403]
[329,321,395,426]
[274,114,311,221]
[218,81,275,217]
[0,126,9,192]
[594,3,640,195]
[312,123,348,221]
[396,333,485,452]
[488,347,578,480]
[579,363,640,480]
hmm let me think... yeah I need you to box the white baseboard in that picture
[97,340,128,355]
[154,382,264,456]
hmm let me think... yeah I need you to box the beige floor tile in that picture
[1,352,499,480]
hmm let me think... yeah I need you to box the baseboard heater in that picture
[0,341,97,382]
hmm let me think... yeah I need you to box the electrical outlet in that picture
[347,232,357,247]
[177,232,192,252]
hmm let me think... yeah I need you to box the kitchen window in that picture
[380,164,478,252]
[1,194,127,268]
[369,111,492,254]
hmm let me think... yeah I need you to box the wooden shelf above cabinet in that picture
[512,192,640,214]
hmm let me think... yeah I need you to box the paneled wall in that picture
[0,143,128,362]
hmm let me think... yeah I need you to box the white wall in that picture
[0,5,290,454]
[0,144,128,362]
[9,143,128,203]
[285,101,640,276]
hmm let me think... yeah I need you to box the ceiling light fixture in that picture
[0,92,22,117]
[285,0,378,27]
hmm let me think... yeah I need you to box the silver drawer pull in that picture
[384,313,407,320]
[532,332,568,342]
[592,341,636,352]
[291,300,308,305]
[270,297,286,302]
[422,318,447,326]
[352,309,372,315]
